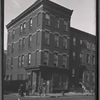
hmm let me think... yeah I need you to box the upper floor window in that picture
[64,20,68,31]
[55,17,60,29]
[28,53,31,65]
[19,39,22,51]
[10,75,12,80]
[54,53,58,67]
[86,71,89,82]
[8,31,10,42]
[54,33,59,47]
[11,58,13,69]
[63,36,67,49]
[72,69,75,77]
[36,31,40,45]
[35,50,39,65]
[44,50,49,65]
[92,43,95,51]
[73,37,76,45]
[62,54,67,68]
[7,59,9,70]
[29,18,33,28]
[92,55,95,65]
[23,22,26,32]
[11,43,14,53]
[37,12,41,26]
[92,71,95,82]
[21,74,23,80]
[80,52,83,63]
[21,55,24,67]
[73,52,76,60]
[12,30,15,39]
[7,45,10,55]
[87,42,90,50]
[80,39,83,45]
[28,35,32,48]
[20,24,23,35]
[45,31,50,45]
[18,56,21,68]
[87,54,90,64]
[22,38,25,50]
[45,13,50,25]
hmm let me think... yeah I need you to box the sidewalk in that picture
[9,92,94,98]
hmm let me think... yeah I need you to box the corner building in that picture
[6,0,73,93]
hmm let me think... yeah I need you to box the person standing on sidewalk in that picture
[25,82,30,96]
[39,85,42,96]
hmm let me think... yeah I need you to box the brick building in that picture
[69,27,96,92]
[6,0,96,93]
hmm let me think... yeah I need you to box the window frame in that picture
[45,13,50,26]
[44,50,49,65]
[54,52,58,67]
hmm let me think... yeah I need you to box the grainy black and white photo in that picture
[3,0,96,100]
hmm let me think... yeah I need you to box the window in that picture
[20,24,23,34]
[35,50,39,65]
[7,45,10,55]
[80,39,83,44]
[18,56,21,68]
[45,31,50,45]
[7,59,9,70]
[92,44,95,51]
[63,36,67,49]
[73,37,76,45]
[86,71,89,82]
[55,17,60,28]
[17,74,20,80]
[72,69,75,77]
[54,33,59,47]
[36,31,40,45]
[92,55,95,65]
[62,54,67,68]
[80,52,83,63]
[44,51,49,65]
[10,75,12,80]
[28,53,31,65]
[6,75,9,80]
[45,13,50,25]
[22,55,24,67]
[28,35,32,48]
[11,43,14,53]
[22,38,25,50]
[12,30,15,39]
[87,42,90,49]
[64,20,68,31]
[87,54,90,64]
[29,18,33,29]
[8,31,10,42]
[37,12,41,26]
[21,74,23,80]
[92,71,95,82]
[19,39,22,51]
[11,58,13,69]
[73,52,76,60]
[54,53,58,67]
[23,22,26,33]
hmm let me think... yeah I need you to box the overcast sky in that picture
[4,0,96,50]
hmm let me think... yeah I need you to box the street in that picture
[4,95,95,100]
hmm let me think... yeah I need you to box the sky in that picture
[4,0,96,50]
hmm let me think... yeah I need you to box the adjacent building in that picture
[69,27,96,92]
[5,0,96,93]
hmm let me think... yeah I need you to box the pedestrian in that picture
[25,82,29,96]
[39,85,42,96]
[19,84,24,97]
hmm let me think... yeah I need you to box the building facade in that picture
[6,0,96,93]
[6,0,73,93]
[69,27,96,92]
